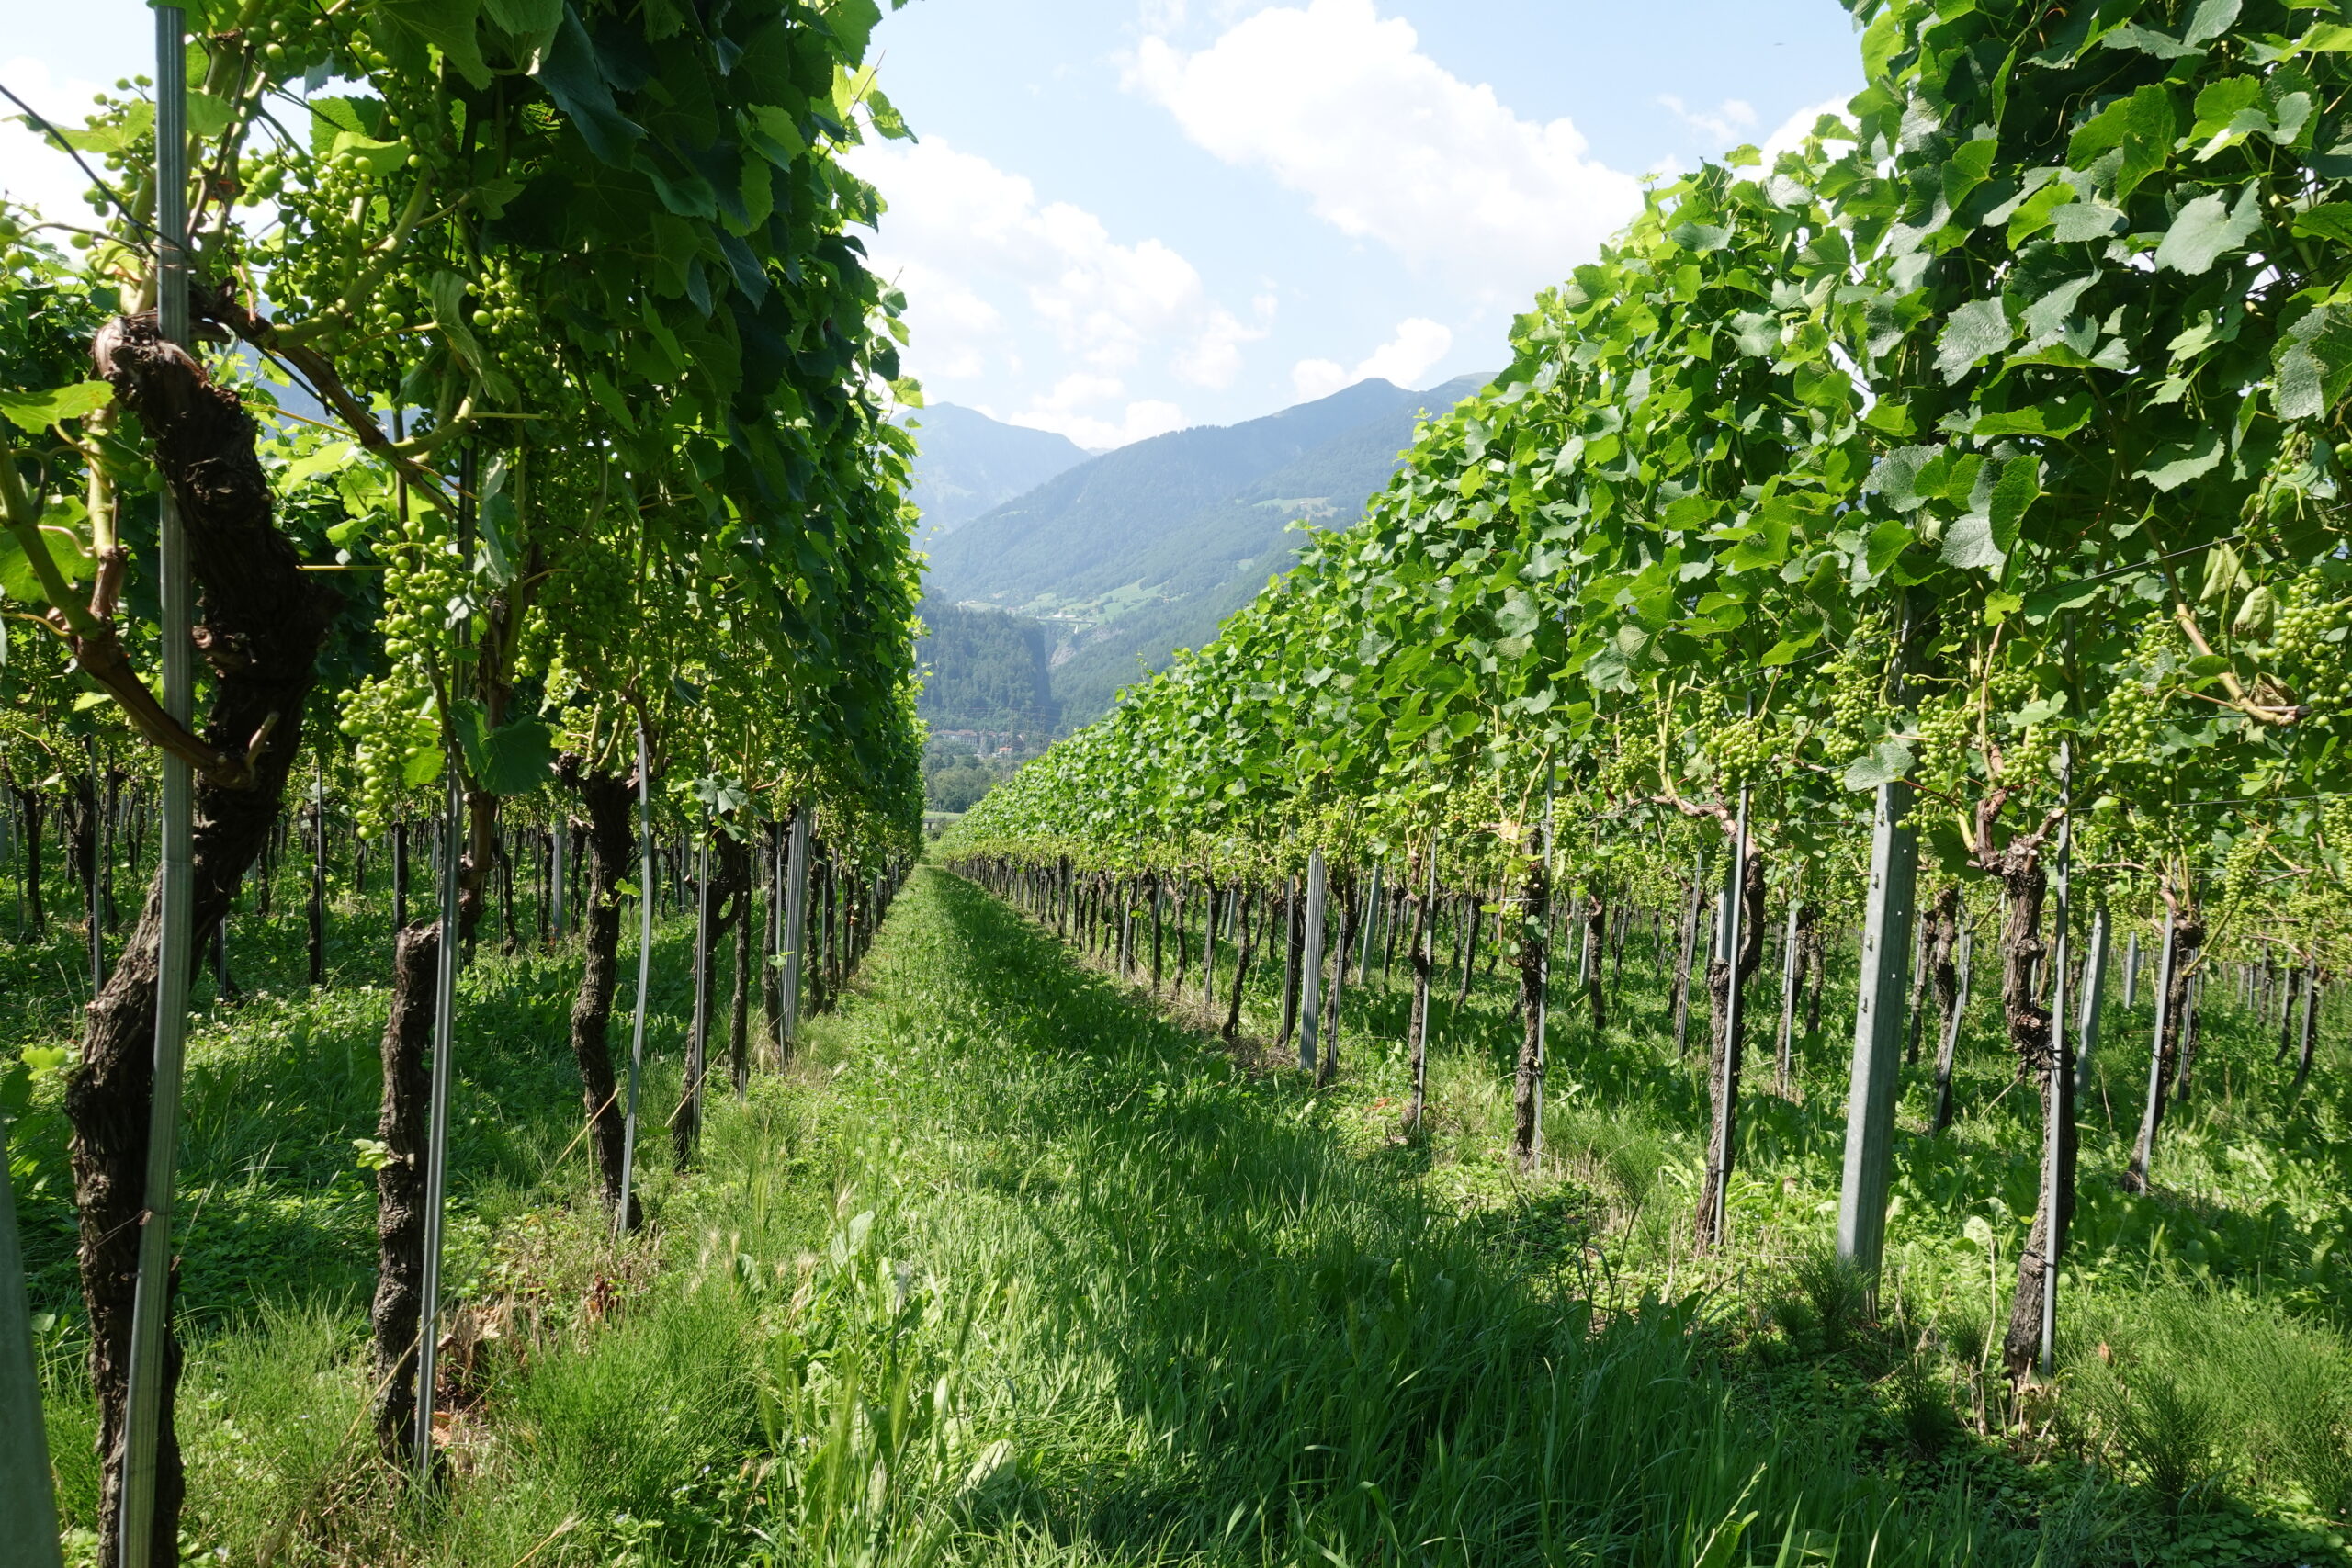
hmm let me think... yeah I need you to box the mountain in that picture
[922,374,1487,728]
[899,405,1090,548]
[913,595,1057,736]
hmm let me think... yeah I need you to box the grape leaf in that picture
[0,521,95,604]
[1730,311,1779,357]
[452,701,557,795]
[2292,203,2352,247]
[379,0,492,90]
[1935,299,2014,383]
[1940,515,2007,573]
[2135,429,2225,491]
[2185,0,2242,45]
[2065,85,2176,201]
[1865,446,1940,512]
[2275,303,2352,421]
[0,380,113,434]
[535,5,646,164]
[2155,185,2260,275]
[1843,739,1916,791]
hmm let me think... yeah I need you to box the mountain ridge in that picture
[898,404,1090,548]
[916,374,1488,728]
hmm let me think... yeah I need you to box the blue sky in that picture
[850,0,1866,444]
[3,1,1866,446]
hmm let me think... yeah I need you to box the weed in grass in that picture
[1772,1245,1874,1359]
[1892,1356,1961,1456]
[2085,1355,2226,1508]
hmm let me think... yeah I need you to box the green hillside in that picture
[925,377,1476,614]
[913,595,1057,734]
[923,375,1487,729]
[899,404,1090,549]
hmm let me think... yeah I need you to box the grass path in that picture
[532,865,2017,1568]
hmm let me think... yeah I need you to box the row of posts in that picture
[1043,759,2128,1386]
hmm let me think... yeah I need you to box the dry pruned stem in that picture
[2170,600,2301,728]
[1651,790,1736,834]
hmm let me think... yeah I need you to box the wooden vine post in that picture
[2033,748,2075,1378]
[1694,785,1754,1249]
[2126,905,2182,1190]
[2073,906,2110,1099]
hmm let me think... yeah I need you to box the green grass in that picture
[1120,886,2352,1565]
[6,862,2352,1564]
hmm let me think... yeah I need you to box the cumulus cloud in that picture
[1292,316,1452,400]
[1128,0,1645,308]
[1760,96,1858,162]
[847,134,1260,443]
[1,58,110,226]
[1001,377,1187,448]
[1659,95,1758,148]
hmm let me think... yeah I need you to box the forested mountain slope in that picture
[899,404,1091,548]
[924,374,1487,728]
[914,596,1057,735]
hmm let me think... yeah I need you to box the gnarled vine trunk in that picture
[1583,883,1608,1032]
[723,832,753,1096]
[1693,846,1765,1248]
[561,761,639,1228]
[1222,883,1255,1043]
[1509,830,1550,1169]
[370,922,439,1466]
[1986,843,2065,1382]
[68,306,331,1566]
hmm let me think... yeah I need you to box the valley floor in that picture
[12,866,2351,1564]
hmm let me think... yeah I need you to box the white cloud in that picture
[1356,317,1451,385]
[1011,393,1188,450]
[1760,96,1858,162]
[847,135,1258,413]
[1292,358,1348,400]
[981,374,1188,450]
[1,58,111,227]
[1659,94,1758,148]
[1292,316,1452,400]
[1128,0,1645,308]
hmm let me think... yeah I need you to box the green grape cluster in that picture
[2322,796,2352,866]
[1702,711,1779,789]
[273,157,432,364]
[2267,577,2350,712]
[338,503,463,828]
[537,534,638,692]
[2221,831,2267,907]
[1913,693,1973,783]
[1819,620,1890,752]
[2100,667,2163,769]
[2004,726,2056,792]
[471,257,572,411]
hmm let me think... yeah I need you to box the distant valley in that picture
[910,375,1487,736]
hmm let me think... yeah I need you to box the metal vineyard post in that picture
[1836,779,1917,1284]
